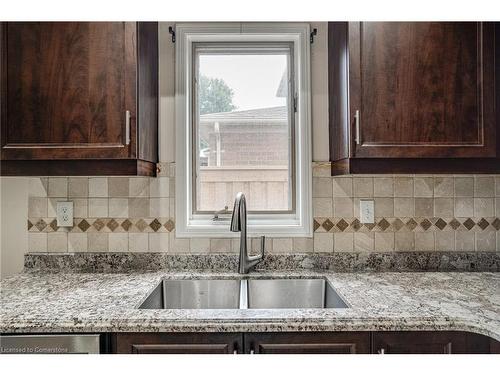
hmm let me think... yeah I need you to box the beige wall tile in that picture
[169,177,176,197]
[334,233,354,252]
[313,198,333,217]
[373,177,394,197]
[332,177,352,197]
[374,232,394,252]
[150,177,170,198]
[149,233,169,252]
[312,162,331,177]
[434,177,453,197]
[414,177,433,197]
[435,232,455,251]
[129,233,148,252]
[373,198,393,218]
[47,232,68,252]
[109,198,128,218]
[169,234,190,253]
[68,233,87,252]
[475,231,496,252]
[190,238,210,253]
[313,233,333,252]
[129,177,150,198]
[88,178,108,197]
[73,199,88,218]
[395,232,415,251]
[496,198,500,217]
[109,233,129,252]
[455,177,474,197]
[149,198,170,217]
[474,176,495,197]
[415,198,434,217]
[210,238,232,253]
[496,176,500,196]
[394,198,414,217]
[28,233,47,252]
[292,237,313,253]
[415,232,435,251]
[88,198,108,218]
[333,198,353,217]
[312,177,333,198]
[434,198,454,217]
[455,232,474,251]
[474,198,494,217]
[353,177,373,197]
[455,198,473,217]
[272,238,293,253]
[68,178,88,198]
[394,177,414,197]
[129,198,150,217]
[28,197,47,217]
[47,198,66,217]
[247,237,271,255]
[354,232,374,252]
[48,177,68,197]
[108,177,130,197]
[88,233,109,252]
[29,178,48,197]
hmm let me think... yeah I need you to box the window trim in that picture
[175,23,312,238]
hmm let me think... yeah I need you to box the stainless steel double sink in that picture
[139,278,348,310]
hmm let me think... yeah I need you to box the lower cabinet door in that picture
[244,332,371,354]
[372,332,468,354]
[112,333,243,354]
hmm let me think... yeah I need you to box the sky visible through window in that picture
[199,54,287,111]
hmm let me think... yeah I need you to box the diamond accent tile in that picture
[377,218,390,231]
[313,219,321,232]
[27,220,33,230]
[135,219,148,232]
[49,219,58,232]
[448,219,461,230]
[78,219,91,232]
[107,219,119,232]
[405,218,418,231]
[419,218,432,231]
[491,218,500,230]
[121,219,132,231]
[434,218,447,230]
[364,223,376,231]
[35,219,47,232]
[391,218,404,231]
[149,218,162,232]
[164,219,175,232]
[350,219,361,231]
[336,219,349,232]
[93,219,106,231]
[463,218,475,230]
[322,219,334,232]
[477,218,490,230]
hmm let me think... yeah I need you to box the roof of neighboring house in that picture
[200,106,287,122]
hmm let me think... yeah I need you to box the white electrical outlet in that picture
[359,200,375,224]
[56,201,74,227]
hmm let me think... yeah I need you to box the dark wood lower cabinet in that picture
[111,331,498,354]
[112,333,243,354]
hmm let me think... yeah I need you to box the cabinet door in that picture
[244,332,371,354]
[1,22,136,160]
[349,22,496,158]
[112,333,243,354]
[372,332,468,354]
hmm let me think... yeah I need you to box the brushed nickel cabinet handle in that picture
[354,109,361,145]
[125,110,131,145]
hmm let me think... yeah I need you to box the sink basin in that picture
[139,277,348,310]
[248,278,348,309]
[139,279,241,309]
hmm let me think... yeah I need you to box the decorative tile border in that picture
[313,217,500,233]
[28,218,175,233]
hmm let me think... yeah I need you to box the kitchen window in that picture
[175,23,312,237]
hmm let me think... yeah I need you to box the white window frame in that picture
[175,23,312,238]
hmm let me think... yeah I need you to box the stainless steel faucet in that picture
[230,192,265,274]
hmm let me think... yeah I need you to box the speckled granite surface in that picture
[24,251,500,273]
[1,270,499,340]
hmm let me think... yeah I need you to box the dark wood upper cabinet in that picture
[329,22,499,174]
[0,22,158,176]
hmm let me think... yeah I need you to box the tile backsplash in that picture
[26,162,500,253]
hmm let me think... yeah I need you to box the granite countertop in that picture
[1,270,499,340]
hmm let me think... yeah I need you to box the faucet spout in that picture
[230,192,265,274]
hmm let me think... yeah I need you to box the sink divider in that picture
[239,279,249,309]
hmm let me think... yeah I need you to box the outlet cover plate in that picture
[56,201,74,227]
[359,199,375,224]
